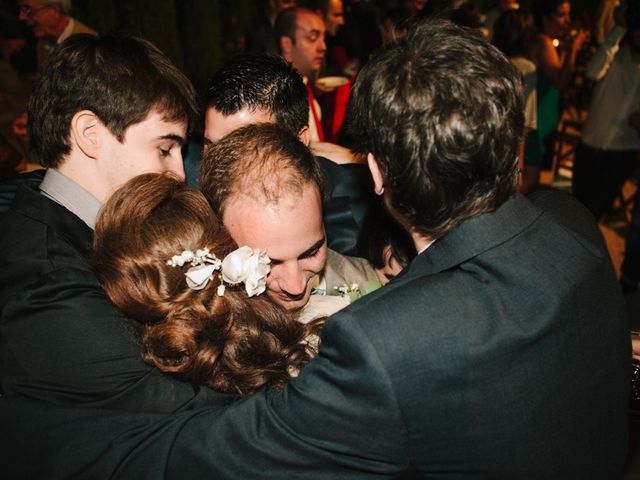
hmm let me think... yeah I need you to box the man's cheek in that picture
[311,257,326,275]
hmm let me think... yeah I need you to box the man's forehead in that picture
[296,11,326,34]
[225,182,320,217]
[19,0,44,7]
[204,107,274,142]
[126,110,187,139]
[329,0,343,13]
[222,184,323,255]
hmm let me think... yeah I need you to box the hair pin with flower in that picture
[167,246,270,297]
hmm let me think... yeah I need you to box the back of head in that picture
[380,7,416,46]
[205,54,308,135]
[199,123,324,217]
[382,7,416,32]
[532,0,567,27]
[274,6,299,54]
[348,19,523,239]
[28,34,197,168]
[493,8,536,58]
[93,173,316,395]
[307,0,330,16]
[450,3,485,30]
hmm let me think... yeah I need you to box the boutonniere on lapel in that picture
[334,280,382,303]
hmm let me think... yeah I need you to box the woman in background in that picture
[531,0,589,167]
[493,8,541,193]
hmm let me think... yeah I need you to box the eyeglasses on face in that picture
[19,4,51,16]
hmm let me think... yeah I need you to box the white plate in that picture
[316,76,349,88]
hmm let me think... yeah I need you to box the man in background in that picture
[13,0,96,150]
[573,1,640,232]
[309,0,344,38]
[18,0,94,49]
[274,6,326,141]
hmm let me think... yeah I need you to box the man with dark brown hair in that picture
[0,34,228,414]
[274,7,327,141]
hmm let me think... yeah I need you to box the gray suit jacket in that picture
[1,191,630,479]
[323,248,378,293]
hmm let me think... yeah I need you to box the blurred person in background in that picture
[572,0,639,228]
[13,0,95,159]
[274,7,327,141]
[531,0,590,169]
[493,7,541,193]
[246,0,297,54]
[483,0,519,40]
[595,0,621,45]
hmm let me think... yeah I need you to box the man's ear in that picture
[367,153,385,195]
[298,126,310,146]
[69,110,100,159]
[280,36,293,57]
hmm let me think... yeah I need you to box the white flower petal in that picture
[185,265,216,290]
[221,246,253,284]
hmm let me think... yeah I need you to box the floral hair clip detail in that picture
[167,246,270,297]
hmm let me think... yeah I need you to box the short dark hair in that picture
[273,6,304,53]
[348,20,523,239]
[532,0,568,28]
[307,0,330,16]
[493,8,536,58]
[205,54,308,135]
[27,34,198,168]
[357,200,416,270]
[199,123,324,217]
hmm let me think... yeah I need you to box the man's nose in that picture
[279,263,308,297]
[170,153,186,181]
[319,37,327,52]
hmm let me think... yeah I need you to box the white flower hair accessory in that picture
[167,247,270,297]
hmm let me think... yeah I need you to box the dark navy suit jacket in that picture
[0,184,232,410]
[1,190,630,479]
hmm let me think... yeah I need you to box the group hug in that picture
[0,16,631,480]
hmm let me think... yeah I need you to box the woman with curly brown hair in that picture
[92,173,320,397]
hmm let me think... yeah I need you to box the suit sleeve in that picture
[1,265,228,412]
[165,312,410,478]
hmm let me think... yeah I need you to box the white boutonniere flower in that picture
[334,279,382,303]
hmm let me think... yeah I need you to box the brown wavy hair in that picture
[92,173,320,396]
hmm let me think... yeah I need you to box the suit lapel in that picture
[405,194,543,278]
